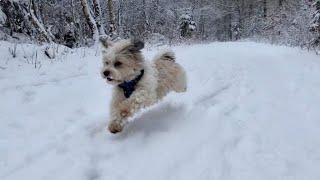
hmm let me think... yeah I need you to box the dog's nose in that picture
[103,70,110,77]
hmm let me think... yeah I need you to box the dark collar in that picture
[118,70,144,98]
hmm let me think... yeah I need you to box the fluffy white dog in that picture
[100,37,187,133]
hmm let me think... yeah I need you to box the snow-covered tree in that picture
[107,0,117,37]
[92,0,105,35]
[0,6,7,26]
[81,0,99,42]
[0,0,318,49]
[63,18,78,48]
[0,0,31,37]
[179,13,196,38]
[310,0,320,47]
[29,0,52,42]
[310,0,320,32]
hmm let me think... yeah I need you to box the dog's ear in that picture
[99,35,113,48]
[132,39,145,51]
[124,39,145,53]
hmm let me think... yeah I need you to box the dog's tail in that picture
[153,49,175,62]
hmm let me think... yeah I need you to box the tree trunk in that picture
[235,0,244,40]
[117,0,124,37]
[249,4,253,17]
[31,0,43,24]
[70,0,80,43]
[228,13,232,40]
[142,0,149,36]
[107,0,116,37]
[279,0,284,7]
[92,0,105,35]
[30,0,52,42]
[80,0,99,41]
[263,0,267,18]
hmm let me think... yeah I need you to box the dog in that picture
[100,37,187,133]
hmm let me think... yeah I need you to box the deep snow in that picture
[1,41,320,180]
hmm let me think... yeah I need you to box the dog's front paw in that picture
[108,121,124,134]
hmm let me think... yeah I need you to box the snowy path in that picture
[1,42,320,180]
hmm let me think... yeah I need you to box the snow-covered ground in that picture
[1,41,320,180]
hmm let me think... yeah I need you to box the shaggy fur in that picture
[100,38,187,133]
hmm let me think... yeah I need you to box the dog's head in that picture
[100,37,145,85]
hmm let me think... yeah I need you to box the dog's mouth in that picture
[106,77,121,84]
[107,77,114,81]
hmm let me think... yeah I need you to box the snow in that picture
[189,23,196,31]
[180,14,191,20]
[1,41,320,180]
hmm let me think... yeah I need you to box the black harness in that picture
[118,70,144,98]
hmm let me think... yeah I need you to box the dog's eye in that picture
[114,61,122,67]
[105,62,109,65]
